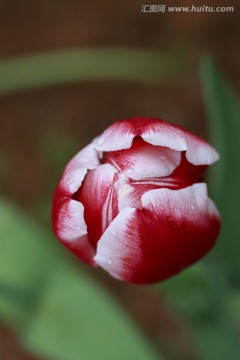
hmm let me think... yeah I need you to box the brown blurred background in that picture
[0,1,239,359]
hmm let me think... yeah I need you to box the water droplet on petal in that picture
[127,169,133,175]
[107,259,112,265]
[191,205,195,210]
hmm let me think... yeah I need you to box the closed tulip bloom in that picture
[52,117,221,284]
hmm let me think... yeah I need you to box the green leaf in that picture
[0,198,161,359]
[0,48,186,95]
[22,264,161,360]
[200,57,240,276]
[0,198,61,325]
[0,199,58,292]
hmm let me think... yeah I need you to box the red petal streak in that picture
[94,184,220,284]
[94,117,219,165]
[104,137,181,180]
[141,183,220,273]
[66,234,96,266]
[94,207,182,284]
[75,164,118,248]
[58,168,88,196]
[138,118,219,165]
[117,152,206,211]
[171,152,206,183]
[93,120,137,151]
[56,143,101,198]
[52,198,96,265]
[52,143,101,265]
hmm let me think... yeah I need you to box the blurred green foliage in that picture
[0,199,160,360]
[201,57,240,278]
[0,48,186,95]
[23,265,159,360]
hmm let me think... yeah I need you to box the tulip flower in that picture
[52,117,221,284]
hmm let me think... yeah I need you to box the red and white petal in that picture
[141,118,187,151]
[105,138,181,180]
[52,198,96,265]
[94,206,182,283]
[142,183,219,219]
[94,183,220,284]
[54,199,86,241]
[117,179,164,211]
[57,143,101,196]
[140,118,219,165]
[184,132,219,165]
[66,234,96,266]
[58,168,88,196]
[117,182,141,210]
[93,117,219,166]
[76,164,118,248]
[170,152,206,186]
[141,183,220,267]
[94,207,140,277]
[93,117,183,152]
[93,120,137,151]
[64,143,101,174]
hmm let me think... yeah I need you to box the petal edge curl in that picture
[93,117,219,166]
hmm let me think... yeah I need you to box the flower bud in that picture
[52,117,221,284]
